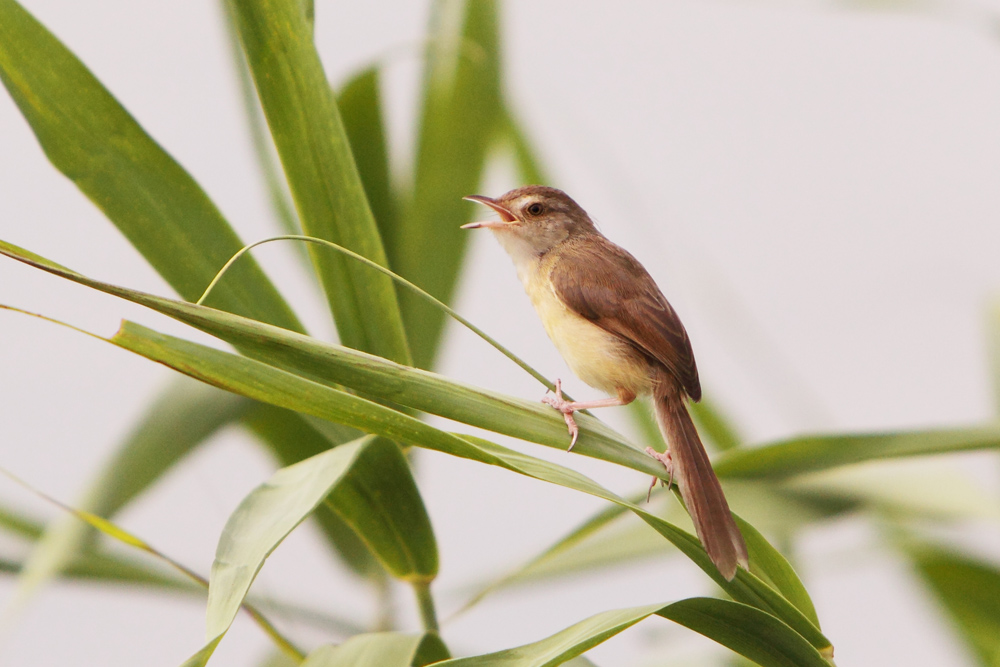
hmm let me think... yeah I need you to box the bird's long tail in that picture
[653,375,748,580]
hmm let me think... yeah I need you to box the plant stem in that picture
[413,581,440,634]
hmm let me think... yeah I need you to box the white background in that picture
[2,0,1000,665]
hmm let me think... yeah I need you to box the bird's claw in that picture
[542,379,580,451]
[645,446,674,502]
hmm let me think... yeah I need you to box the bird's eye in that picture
[526,202,544,216]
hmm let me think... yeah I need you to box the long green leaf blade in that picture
[325,440,438,581]
[715,426,1000,480]
[399,0,504,369]
[337,67,398,252]
[0,0,301,331]
[227,0,409,363]
[0,241,656,476]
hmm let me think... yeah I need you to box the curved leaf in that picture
[436,599,830,667]
[337,67,398,252]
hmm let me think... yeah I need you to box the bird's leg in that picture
[542,381,635,451]
[644,446,674,502]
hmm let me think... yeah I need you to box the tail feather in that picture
[654,377,748,580]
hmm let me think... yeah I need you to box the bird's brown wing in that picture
[549,236,701,400]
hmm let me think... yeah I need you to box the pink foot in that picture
[542,379,580,451]
[645,446,674,502]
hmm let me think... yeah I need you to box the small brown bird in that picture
[463,186,748,580]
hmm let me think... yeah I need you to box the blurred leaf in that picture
[500,107,549,185]
[256,649,301,667]
[228,0,409,364]
[436,599,830,667]
[337,67,399,255]
[629,396,742,454]
[715,426,1000,480]
[301,633,426,667]
[398,0,504,369]
[0,503,43,541]
[908,544,1000,666]
[221,0,299,236]
[789,457,1000,522]
[0,0,301,331]
[690,398,743,452]
[7,379,247,615]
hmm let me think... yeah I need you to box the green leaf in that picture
[221,1,299,237]
[227,0,409,364]
[203,437,375,661]
[0,0,301,332]
[737,517,819,628]
[715,426,1000,480]
[436,599,829,667]
[301,633,426,667]
[0,242,657,477]
[398,0,504,369]
[499,106,549,186]
[242,402,382,579]
[337,67,399,256]
[325,439,438,582]
[908,544,1000,665]
[98,320,829,651]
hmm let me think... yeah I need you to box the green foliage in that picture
[1,0,998,665]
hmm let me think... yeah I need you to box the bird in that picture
[462,185,748,580]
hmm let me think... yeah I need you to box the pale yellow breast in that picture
[522,263,652,397]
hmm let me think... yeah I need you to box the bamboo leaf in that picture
[399,0,504,369]
[243,403,382,578]
[337,67,398,255]
[436,599,829,667]
[715,426,1000,480]
[737,517,819,628]
[227,0,409,364]
[907,544,1000,665]
[0,0,301,331]
[325,438,439,582]
[205,438,373,647]
[0,241,656,476]
[199,435,436,662]
[301,633,426,667]
[221,0,299,236]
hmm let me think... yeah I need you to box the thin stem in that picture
[195,234,557,393]
[412,580,439,634]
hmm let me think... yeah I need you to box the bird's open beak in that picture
[461,195,518,229]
